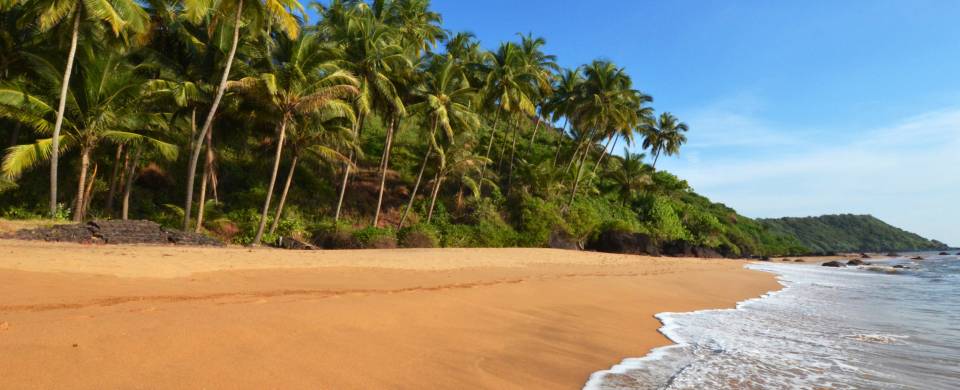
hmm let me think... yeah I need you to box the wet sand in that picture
[0,239,779,389]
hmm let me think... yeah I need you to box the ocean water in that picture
[584,252,960,389]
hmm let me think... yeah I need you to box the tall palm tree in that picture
[543,67,583,167]
[565,60,636,210]
[475,41,537,193]
[181,0,304,231]
[268,111,355,236]
[397,54,478,228]
[641,112,688,168]
[8,0,149,216]
[0,46,176,221]
[317,1,410,223]
[230,32,358,245]
[608,149,652,203]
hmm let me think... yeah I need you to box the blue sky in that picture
[432,0,960,245]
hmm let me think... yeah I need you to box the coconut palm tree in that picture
[641,112,689,168]
[317,1,410,223]
[608,149,653,203]
[268,111,356,236]
[397,54,478,228]
[543,67,583,167]
[181,0,304,231]
[565,60,636,211]
[5,0,149,216]
[0,46,176,221]
[229,32,359,245]
[475,41,537,193]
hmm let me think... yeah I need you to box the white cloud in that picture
[658,106,960,245]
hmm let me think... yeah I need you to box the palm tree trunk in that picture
[73,146,91,222]
[50,11,81,217]
[105,144,124,216]
[527,116,542,151]
[477,104,501,194]
[183,1,243,230]
[334,113,365,223]
[652,150,661,169]
[269,154,298,236]
[398,119,438,229]
[587,134,618,188]
[334,151,352,223]
[426,172,444,223]
[81,163,97,219]
[121,144,142,221]
[506,118,520,193]
[195,117,214,232]
[252,117,288,245]
[565,123,604,213]
[372,116,396,226]
[552,118,568,167]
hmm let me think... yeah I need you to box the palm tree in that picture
[475,41,537,193]
[641,112,689,168]
[608,149,652,203]
[317,1,410,224]
[181,0,304,231]
[544,67,583,167]
[565,60,636,211]
[7,0,149,216]
[230,33,359,245]
[397,54,478,228]
[0,46,176,221]
[268,111,355,236]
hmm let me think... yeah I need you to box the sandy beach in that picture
[0,239,778,389]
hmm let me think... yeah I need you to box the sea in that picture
[584,252,960,389]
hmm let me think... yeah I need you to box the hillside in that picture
[758,214,948,253]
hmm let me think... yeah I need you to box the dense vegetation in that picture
[0,0,807,256]
[759,214,949,253]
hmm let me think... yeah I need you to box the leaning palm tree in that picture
[267,111,356,236]
[317,1,410,223]
[565,60,636,211]
[6,0,149,216]
[230,32,359,246]
[544,67,583,167]
[475,41,537,193]
[181,0,304,231]
[641,112,689,168]
[0,46,176,221]
[397,54,478,229]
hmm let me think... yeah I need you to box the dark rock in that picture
[164,229,225,246]
[886,252,900,257]
[273,236,315,250]
[660,240,723,258]
[860,253,871,258]
[794,259,804,262]
[760,255,771,261]
[938,252,949,256]
[399,231,437,248]
[312,230,361,249]
[366,236,397,249]
[781,258,791,262]
[956,252,960,256]
[11,220,223,247]
[847,259,865,266]
[586,230,659,256]
[548,230,579,250]
[911,256,924,260]
[893,264,906,269]
[822,261,845,267]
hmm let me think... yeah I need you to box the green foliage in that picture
[513,195,567,247]
[641,195,690,241]
[759,214,948,253]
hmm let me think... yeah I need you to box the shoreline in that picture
[0,239,780,389]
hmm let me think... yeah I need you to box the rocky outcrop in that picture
[11,220,223,246]
[661,240,723,258]
[847,259,865,266]
[938,252,949,255]
[586,231,659,256]
[822,261,845,267]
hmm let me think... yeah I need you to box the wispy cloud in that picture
[657,105,960,245]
